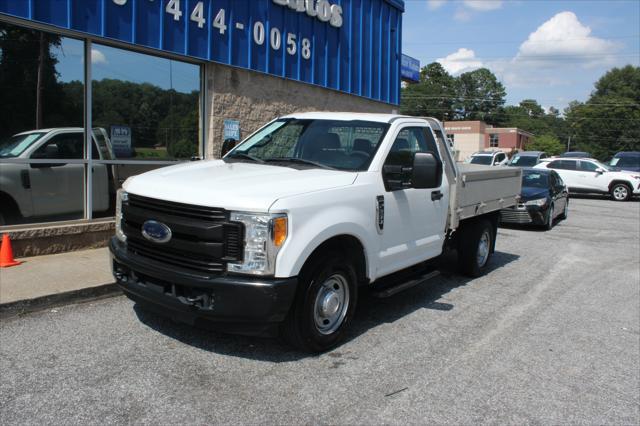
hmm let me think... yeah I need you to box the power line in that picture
[404,35,640,46]
[421,52,640,60]
[401,95,640,107]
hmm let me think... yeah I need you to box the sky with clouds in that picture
[403,0,640,111]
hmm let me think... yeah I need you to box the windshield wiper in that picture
[225,152,264,163]
[264,157,336,170]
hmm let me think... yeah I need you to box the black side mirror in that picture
[221,138,238,157]
[412,152,442,189]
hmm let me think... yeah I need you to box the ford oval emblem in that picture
[141,220,172,244]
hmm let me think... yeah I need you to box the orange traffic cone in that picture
[0,234,22,267]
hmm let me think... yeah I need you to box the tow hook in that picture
[185,295,205,305]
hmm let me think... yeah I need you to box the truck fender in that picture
[275,210,376,280]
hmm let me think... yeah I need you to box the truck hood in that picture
[123,160,358,212]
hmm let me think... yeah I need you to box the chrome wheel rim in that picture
[313,273,350,335]
[477,230,491,268]
[548,205,554,225]
[613,186,628,200]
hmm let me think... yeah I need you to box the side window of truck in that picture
[385,127,434,168]
[32,132,84,159]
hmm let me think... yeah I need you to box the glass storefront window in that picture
[91,43,201,161]
[0,21,203,227]
[0,23,85,225]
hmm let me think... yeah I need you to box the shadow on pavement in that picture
[569,193,639,202]
[133,249,519,361]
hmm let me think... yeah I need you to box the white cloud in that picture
[463,0,503,11]
[514,11,617,67]
[488,11,622,90]
[454,7,472,22]
[427,0,447,10]
[437,48,484,75]
[91,48,107,64]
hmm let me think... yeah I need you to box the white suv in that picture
[467,150,508,166]
[534,158,640,201]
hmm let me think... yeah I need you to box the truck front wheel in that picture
[458,219,494,278]
[281,254,358,353]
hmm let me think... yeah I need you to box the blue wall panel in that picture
[0,0,404,104]
[70,0,101,34]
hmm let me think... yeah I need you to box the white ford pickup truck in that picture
[110,113,521,352]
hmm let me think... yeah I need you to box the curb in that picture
[0,283,122,320]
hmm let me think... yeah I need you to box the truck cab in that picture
[0,128,113,224]
[110,113,521,351]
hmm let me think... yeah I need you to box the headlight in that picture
[228,212,288,275]
[524,197,547,207]
[115,189,128,242]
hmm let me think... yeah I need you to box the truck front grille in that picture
[122,194,243,276]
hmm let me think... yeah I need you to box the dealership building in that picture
[0,0,407,253]
[444,121,533,161]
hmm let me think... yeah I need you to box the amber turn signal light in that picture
[272,216,288,247]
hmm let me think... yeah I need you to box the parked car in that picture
[0,128,113,225]
[467,150,508,166]
[500,168,568,230]
[609,151,640,173]
[534,157,640,201]
[508,151,548,167]
[110,113,522,352]
[560,151,591,158]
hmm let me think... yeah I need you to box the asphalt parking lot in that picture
[1,197,638,424]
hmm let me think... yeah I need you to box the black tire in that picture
[458,219,494,278]
[280,254,358,353]
[611,183,631,202]
[545,203,555,231]
[0,194,21,226]
[560,200,568,220]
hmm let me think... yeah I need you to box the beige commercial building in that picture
[444,121,533,161]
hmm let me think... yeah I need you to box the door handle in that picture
[431,190,443,201]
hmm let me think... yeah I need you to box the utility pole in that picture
[35,32,46,129]
[567,136,571,151]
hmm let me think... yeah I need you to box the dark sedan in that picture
[500,168,569,230]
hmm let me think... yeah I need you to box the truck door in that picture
[377,126,448,277]
[90,136,110,213]
[29,132,84,217]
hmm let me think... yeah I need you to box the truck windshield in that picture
[226,119,390,171]
[0,132,47,158]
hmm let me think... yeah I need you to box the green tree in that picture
[498,99,569,144]
[400,62,457,120]
[455,68,506,124]
[565,66,640,160]
[527,134,564,156]
[0,23,69,140]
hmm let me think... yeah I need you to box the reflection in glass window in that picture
[91,44,201,161]
[0,23,85,225]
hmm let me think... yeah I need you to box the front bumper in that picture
[109,238,297,336]
[500,204,547,225]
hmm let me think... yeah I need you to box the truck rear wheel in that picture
[281,254,358,353]
[458,219,494,278]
